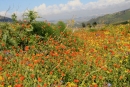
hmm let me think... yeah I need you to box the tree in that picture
[87,23,91,28]
[82,23,86,28]
[92,22,97,27]
[23,10,39,24]
[11,13,17,23]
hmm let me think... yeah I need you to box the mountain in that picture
[0,15,12,22]
[86,8,130,24]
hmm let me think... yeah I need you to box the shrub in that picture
[82,23,86,28]
[56,21,66,32]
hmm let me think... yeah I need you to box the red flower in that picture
[20,76,25,81]
[0,67,3,71]
[14,84,23,87]
[38,77,42,82]
[74,79,79,83]
[25,46,29,51]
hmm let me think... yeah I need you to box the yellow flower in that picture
[104,31,110,35]
[8,85,12,87]
[0,85,4,87]
[66,82,77,87]
[0,76,3,81]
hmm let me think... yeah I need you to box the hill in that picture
[0,15,12,22]
[87,8,130,25]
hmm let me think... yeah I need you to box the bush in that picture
[82,23,86,28]
[56,21,66,32]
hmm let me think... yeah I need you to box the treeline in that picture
[81,22,97,28]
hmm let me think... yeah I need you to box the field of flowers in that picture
[0,22,130,87]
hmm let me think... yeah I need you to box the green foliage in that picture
[113,21,129,25]
[0,20,68,50]
[82,23,86,28]
[32,22,54,37]
[11,13,17,23]
[23,10,39,24]
[87,9,130,24]
[56,21,66,32]
[88,28,97,32]
[92,22,97,27]
[87,23,92,28]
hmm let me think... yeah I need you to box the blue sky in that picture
[0,0,130,21]
[0,0,97,12]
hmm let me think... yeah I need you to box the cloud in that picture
[33,0,130,16]
[33,0,82,15]
[0,0,130,20]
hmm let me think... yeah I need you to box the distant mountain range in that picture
[0,15,12,22]
[86,8,130,24]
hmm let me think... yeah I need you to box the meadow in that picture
[0,20,130,87]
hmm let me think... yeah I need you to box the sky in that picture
[0,0,130,21]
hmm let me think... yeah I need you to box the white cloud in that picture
[33,0,82,15]
[0,0,130,20]
[33,0,129,17]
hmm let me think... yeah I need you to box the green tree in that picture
[82,23,86,28]
[23,10,39,24]
[87,23,91,28]
[11,13,17,23]
[92,22,97,27]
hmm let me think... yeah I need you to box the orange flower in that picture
[15,79,19,83]
[98,76,103,80]
[31,74,35,78]
[38,77,42,82]
[20,76,25,81]
[14,84,23,87]
[86,72,89,76]
[74,79,79,83]
[25,46,29,51]
[43,83,47,87]
[0,56,2,61]
[37,84,41,87]
[61,72,65,77]
[93,83,98,87]
[119,76,123,80]
[92,75,96,80]
[50,71,53,75]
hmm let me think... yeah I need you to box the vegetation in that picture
[0,11,130,87]
[23,10,39,24]
[92,22,97,27]
[82,23,86,28]
[11,13,17,23]
[87,23,91,28]
[87,8,130,25]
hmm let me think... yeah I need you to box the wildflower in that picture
[0,67,3,71]
[74,79,79,83]
[50,71,53,75]
[92,75,96,80]
[107,83,112,87]
[43,84,47,87]
[0,76,3,81]
[14,84,23,87]
[0,85,4,87]
[8,85,12,87]
[30,74,35,78]
[38,77,42,82]
[119,76,123,80]
[25,46,29,51]
[20,76,25,81]
[92,83,98,87]
[66,82,77,87]
[0,56,2,61]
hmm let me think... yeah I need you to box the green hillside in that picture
[87,8,130,24]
